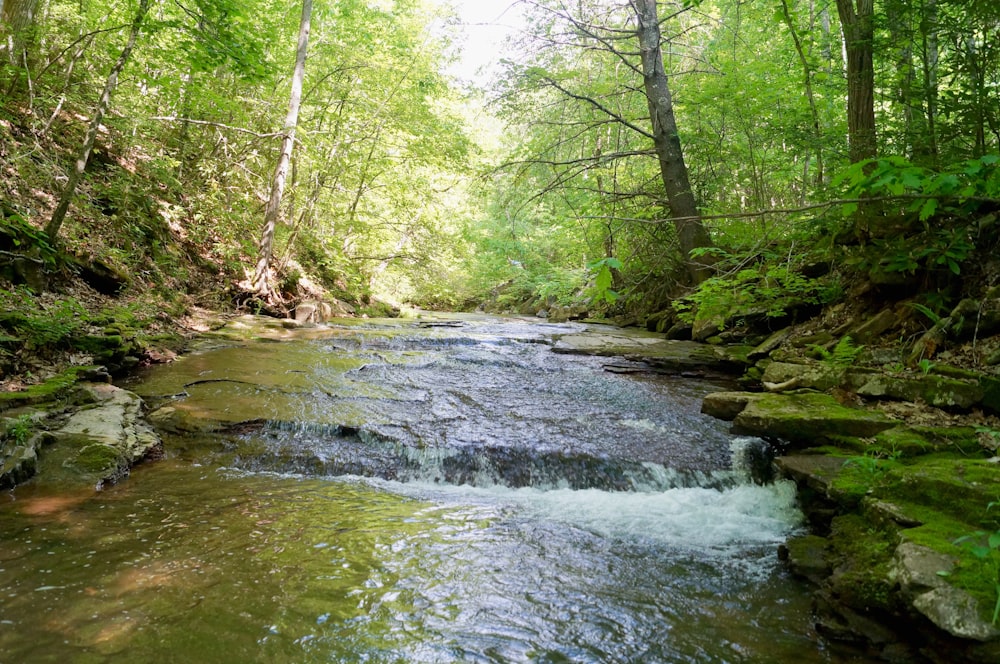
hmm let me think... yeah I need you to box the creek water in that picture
[0,314,875,662]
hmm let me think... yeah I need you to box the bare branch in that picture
[150,116,283,138]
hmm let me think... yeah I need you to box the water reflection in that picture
[0,462,870,663]
[1,315,881,662]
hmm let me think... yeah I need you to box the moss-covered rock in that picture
[879,458,1000,527]
[873,426,984,457]
[730,391,897,446]
[38,383,161,487]
[853,372,984,410]
[827,514,898,614]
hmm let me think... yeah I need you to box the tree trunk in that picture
[835,0,876,163]
[920,0,939,164]
[45,0,150,241]
[632,0,712,284]
[780,0,823,185]
[1,0,39,61]
[251,0,312,294]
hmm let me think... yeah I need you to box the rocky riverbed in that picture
[3,311,1000,662]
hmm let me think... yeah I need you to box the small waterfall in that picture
[227,420,779,494]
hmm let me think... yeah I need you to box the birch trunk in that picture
[251,0,313,294]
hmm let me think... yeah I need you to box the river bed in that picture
[0,314,877,662]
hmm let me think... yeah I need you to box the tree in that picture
[835,0,876,163]
[45,0,152,242]
[632,0,713,283]
[251,0,312,295]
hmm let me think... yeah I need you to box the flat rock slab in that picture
[42,383,160,486]
[708,391,897,447]
[775,454,849,496]
[553,334,748,374]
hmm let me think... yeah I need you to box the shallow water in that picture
[0,314,878,662]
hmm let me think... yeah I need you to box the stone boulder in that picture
[894,542,1000,642]
[41,383,161,487]
[851,372,984,410]
[553,333,749,375]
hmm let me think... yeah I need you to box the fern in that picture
[812,336,863,367]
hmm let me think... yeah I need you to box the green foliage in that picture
[950,503,1000,625]
[0,288,86,350]
[841,444,902,488]
[907,301,944,326]
[812,336,864,368]
[673,259,840,327]
[585,257,622,305]
[2,414,35,446]
[0,213,59,268]
[835,155,999,283]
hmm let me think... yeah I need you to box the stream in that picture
[0,313,876,662]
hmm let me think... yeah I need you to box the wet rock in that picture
[553,333,748,375]
[700,391,755,420]
[775,454,849,499]
[780,534,832,584]
[0,432,44,489]
[913,586,1000,642]
[814,589,899,649]
[295,300,335,323]
[41,383,161,486]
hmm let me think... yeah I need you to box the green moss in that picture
[0,366,97,410]
[828,514,897,612]
[823,435,868,454]
[868,426,984,459]
[879,458,1000,526]
[831,454,905,506]
[930,364,982,381]
[897,508,1000,625]
[74,443,124,474]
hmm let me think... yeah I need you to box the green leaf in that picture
[918,198,938,221]
[594,265,613,291]
[901,171,923,189]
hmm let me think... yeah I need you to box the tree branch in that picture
[150,116,283,138]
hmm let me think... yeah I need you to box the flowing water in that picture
[0,314,876,662]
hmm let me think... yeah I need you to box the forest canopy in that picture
[0,0,998,322]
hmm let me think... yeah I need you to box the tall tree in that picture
[252,0,312,294]
[835,0,876,163]
[45,0,151,242]
[632,0,712,283]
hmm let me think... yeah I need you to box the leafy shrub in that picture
[0,287,86,349]
[835,155,999,279]
[673,261,840,327]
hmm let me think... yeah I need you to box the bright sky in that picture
[435,0,525,83]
